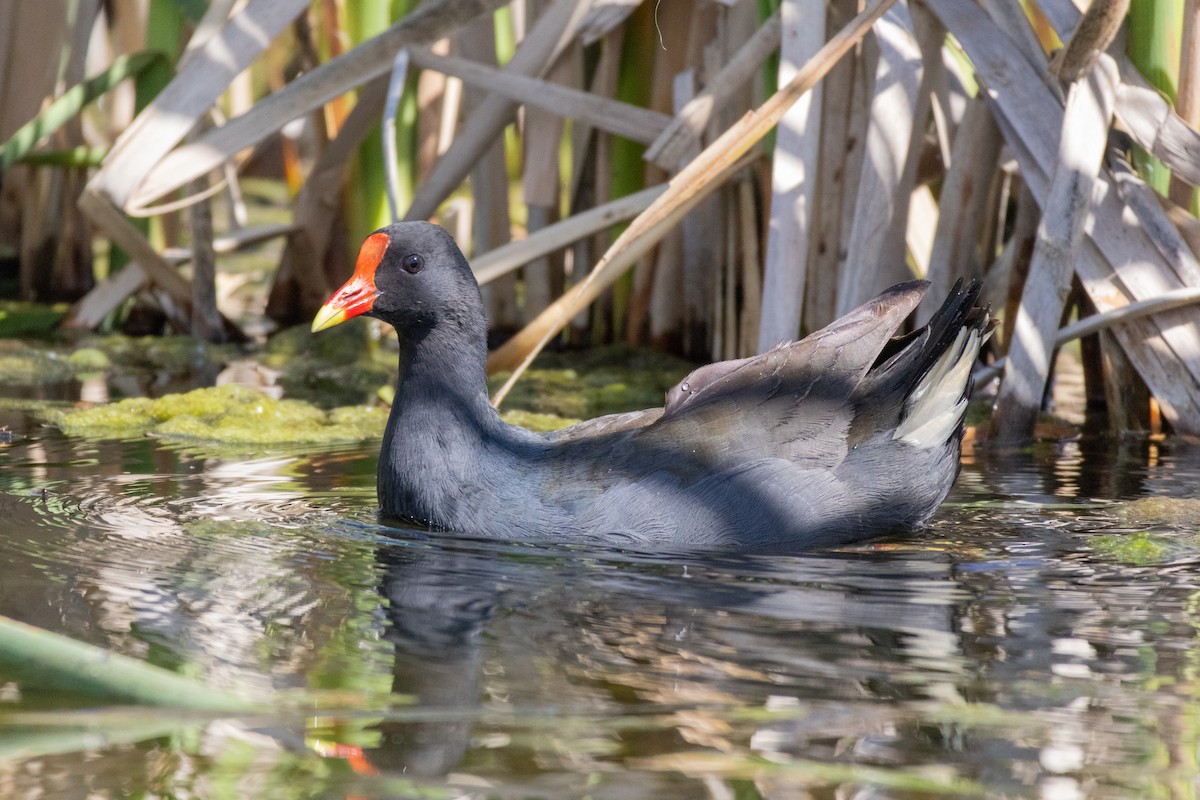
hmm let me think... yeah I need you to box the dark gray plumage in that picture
[318,221,991,552]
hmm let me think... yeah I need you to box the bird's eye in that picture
[402,253,424,274]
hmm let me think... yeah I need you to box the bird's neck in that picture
[378,325,511,525]
[395,325,493,419]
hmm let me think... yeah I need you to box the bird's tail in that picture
[882,281,993,449]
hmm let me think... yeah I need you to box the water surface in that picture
[2,403,1199,798]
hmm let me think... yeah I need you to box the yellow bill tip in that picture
[311,303,347,333]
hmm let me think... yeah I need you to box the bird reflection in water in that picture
[345,534,963,780]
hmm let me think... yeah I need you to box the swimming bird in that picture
[312,221,990,551]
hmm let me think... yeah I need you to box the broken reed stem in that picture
[189,172,224,342]
[1049,0,1130,83]
[473,186,665,286]
[382,48,411,222]
[975,286,1200,388]
[1169,0,1200,207]
[989,58,1118,444]
[488,0,898,407]
[0,614,255,710]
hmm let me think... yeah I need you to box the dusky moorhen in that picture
[313,222,991,551]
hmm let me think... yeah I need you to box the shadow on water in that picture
[3,418,1200,796]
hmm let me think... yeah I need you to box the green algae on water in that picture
[489,345,692,420]
[267,323,396,408]
[38,341,695,443]
[1082,498,1200,566]
[65,347,112,370]
[74,333,236,374]
[45,385,388,445]
[0,343,73,384]
[1088,532,1173,566]
[0,333,234,387]
[1113,496,1200,528]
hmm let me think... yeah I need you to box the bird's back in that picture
[528,281,989,550]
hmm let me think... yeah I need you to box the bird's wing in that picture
[664,353,759,413]
[546,407,664,443]
[642,281,930,471]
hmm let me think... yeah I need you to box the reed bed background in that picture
[1,0,1199,444]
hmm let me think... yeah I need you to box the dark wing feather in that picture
[641,281,930,471]
[546,407,664,443]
